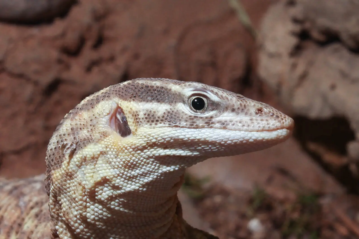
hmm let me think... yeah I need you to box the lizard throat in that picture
[50,137,193,238]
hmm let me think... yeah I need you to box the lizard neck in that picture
[50,133,201,238]
[102,154,187,238]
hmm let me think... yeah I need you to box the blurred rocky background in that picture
[0,0,358,238]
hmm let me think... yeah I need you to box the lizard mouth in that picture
[223,117,294,134]
[256,123,294,133]
[251,116,295,134]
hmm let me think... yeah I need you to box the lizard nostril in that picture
[255,107,263,115]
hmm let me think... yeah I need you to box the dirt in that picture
[184,183,359,239]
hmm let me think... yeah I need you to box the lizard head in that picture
[108,78,294,162]
[46,78,294,175]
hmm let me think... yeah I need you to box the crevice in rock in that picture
[92,32,104,50]
[294,116,354,155]
[291,22,359,54]
[293,116,357,193]
[0,0,78,25]
[43,79,62,97]
[119,69,130,83]
[239,53,252,89]
[61,35,85,57]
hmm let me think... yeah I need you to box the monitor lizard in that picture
[0,78,294,238]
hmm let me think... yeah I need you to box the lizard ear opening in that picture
[110,106,132,137]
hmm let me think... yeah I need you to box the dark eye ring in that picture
[189,96,208,113]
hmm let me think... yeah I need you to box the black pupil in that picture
[191,97,206,111]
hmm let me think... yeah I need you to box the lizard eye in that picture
[189,96,208,113]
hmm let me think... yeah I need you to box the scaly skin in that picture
[0,78,293,239]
